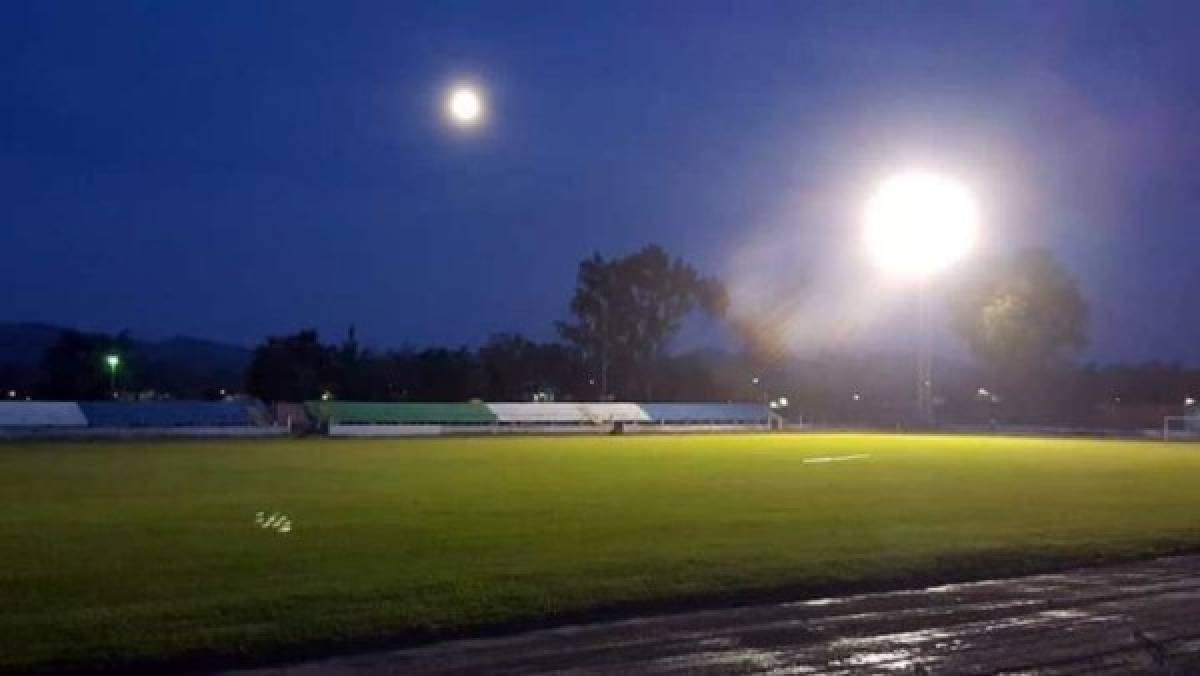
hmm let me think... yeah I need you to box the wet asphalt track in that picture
[235,555,1200,674]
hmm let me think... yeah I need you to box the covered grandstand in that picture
[314,401,771,436]
[0,400,283,438]
[311,402,498,437]
[0,402,88,428]
[640,403,768,426]
[79,401,260,428]
[0,399,774,438]
[487,402,652,425]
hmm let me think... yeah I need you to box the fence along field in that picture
[3,433,1200,672]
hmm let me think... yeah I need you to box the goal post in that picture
[1163,415,1200,441]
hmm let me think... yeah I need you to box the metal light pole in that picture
[599,295,609,401]
[864,170,979,431]
[753,376,770,430]
[105,354,120,398]
[915,282,934,427]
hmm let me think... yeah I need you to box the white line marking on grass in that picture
[254,511,293,534]
[803,454,871,464]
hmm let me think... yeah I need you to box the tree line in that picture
[7,244,1199,426]
[231,243,1200,426]
[247,245,732,403]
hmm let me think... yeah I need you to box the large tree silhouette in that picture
[246,330,336,402]
[556,245,725,399]
[949,248,1087,418]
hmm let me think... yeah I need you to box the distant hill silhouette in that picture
[0,322,69,368]
[0,322,251,395]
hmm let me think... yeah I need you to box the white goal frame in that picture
[1162,415,1200,441]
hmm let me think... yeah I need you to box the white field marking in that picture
[803,454,871,464]
[255,511,293,533]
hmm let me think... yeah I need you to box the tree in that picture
[405,347,482,401]
[38,330,134,399]
[331,325,391,400]
[245,330,336,402]
[949,248,1088,419]
[478,332,586,401]
[556,245,725,399]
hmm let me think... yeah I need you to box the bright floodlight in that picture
[105,354,120,369]
[864,170,979,277]
[446,86,483,125]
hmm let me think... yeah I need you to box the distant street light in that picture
[1186,397,1196,408]
[105,354,120,396]
[865,170,979,426]
[751,376,766,403]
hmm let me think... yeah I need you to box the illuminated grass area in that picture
[3,434,1200,672]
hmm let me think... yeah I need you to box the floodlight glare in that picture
[864,170,979,277]
[105,354,120,369]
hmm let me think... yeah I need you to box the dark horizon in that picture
[4,2,1200,364]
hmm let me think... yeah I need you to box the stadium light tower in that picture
[864,170,979,427]
[105,354,121,397]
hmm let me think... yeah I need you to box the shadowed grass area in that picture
[2,434,1199,672]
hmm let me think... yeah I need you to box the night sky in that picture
[3,2,1198,363]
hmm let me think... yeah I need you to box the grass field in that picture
[3,433,1200,672]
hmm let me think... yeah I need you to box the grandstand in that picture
[316,401,770,436]
[0,399,774,438]
[79,401,260,428]
[0,402,88,428]
[641,402,768,426]
[0,400,282,438]
[313,402,498,437]
[487,402,592,425]
[487,402,652,426]
[582,402,655,424]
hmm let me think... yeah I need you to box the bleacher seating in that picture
[315,402,498,425]
[639,402,768,425]
[0,402,87,427]
[309,401,768,432]
[79,401,257,428]
[0,399,770,435]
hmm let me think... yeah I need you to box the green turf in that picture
[3,433,1200,671]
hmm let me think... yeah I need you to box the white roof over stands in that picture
[485,402,652,424]
[578,402,651,423]
[486,402,590,423]
[0,402,87,427]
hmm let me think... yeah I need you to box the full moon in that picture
[447,87,483,125]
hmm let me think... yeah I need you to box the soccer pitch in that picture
[3,434,1200,672]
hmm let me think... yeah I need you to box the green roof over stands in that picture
[312,401,498,424]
